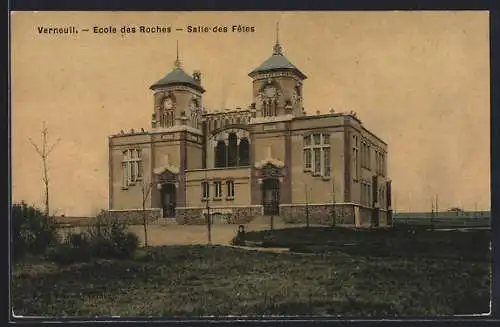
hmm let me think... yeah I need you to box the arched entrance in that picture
[160,183,176,217]
[262,178,280,215]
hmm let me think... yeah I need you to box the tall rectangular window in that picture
[382,153,386,176]
[367,182,372,206]
[314,148,321,174]
[304,149,312,171]
[303,133,331,177]
[226,180,235,199]
[353,135,359,181]
[201,181,210,199]
[323,148,331,177]
[361,182,366,206]
[122,148,143,188]
[214,181,222,199]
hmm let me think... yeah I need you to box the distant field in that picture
[393,217,490,229]
[393,211,490,228]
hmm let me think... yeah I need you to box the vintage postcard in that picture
[10,11,491,318]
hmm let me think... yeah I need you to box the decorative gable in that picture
[154,167,178,184]
[261,163,283,178]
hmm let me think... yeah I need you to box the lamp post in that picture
[206,198,211,245]
[204,170,212,245]
[331,178,336,228]
[430,198,435,231]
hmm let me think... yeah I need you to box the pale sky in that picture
[11,11,490,216]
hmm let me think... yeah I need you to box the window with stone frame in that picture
[214,181,222,199]
[303,133,331,177]
[361,141,366,168]
[381,152,386,176]
[201,181,210,200]
[122,149,143,188]
[226,180,235,199]
[361,182,366,206]
[361,181,372,207]
[353,135,359,181]
[379,186,385,208]
[367,144,371,170]
[238,138,250,166]
[367,182,372,206]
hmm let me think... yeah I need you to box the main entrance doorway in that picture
[160,183,176,218]
[262,178,280,215]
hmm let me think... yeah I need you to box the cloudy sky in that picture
[11,11,490,215]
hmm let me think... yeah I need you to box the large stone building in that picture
[108,33,392,227]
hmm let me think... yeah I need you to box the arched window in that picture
[239,138,250,166]
[225,118,230,126]
[236,117,241,124]
[227,132,238,167]
[215,140,227,168]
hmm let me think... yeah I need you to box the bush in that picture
[45,245,78,265]
[11,201,60,261]
[46,210,140,264]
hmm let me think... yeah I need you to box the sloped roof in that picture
[150,67,205,93]
[249,53,307,79]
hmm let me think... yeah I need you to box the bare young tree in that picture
[29,121,61,217]
[140,177,154,247]
[305,184,310,228]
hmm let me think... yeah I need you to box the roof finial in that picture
[273,22,282,55]
[174,40,181,68]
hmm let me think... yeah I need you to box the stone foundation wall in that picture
[280,204,355,226]
[176,208,204,224]
[387,210,393,226]
[176,206,263,225]
[107,208,162,225]
[379,210,388,226]
[228,206,263,224]
[359,207,372,226]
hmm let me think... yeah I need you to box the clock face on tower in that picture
[264,87,277,98]
[164,98,173,110]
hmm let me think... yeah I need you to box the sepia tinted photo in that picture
[10,11,491,318]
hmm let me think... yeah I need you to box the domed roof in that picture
[150,42,205,93]
[249,26,307,80]
[150,66,205,93]
[249,53,306,79]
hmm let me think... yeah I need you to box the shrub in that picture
[11,201,60,261]
[46,210,140,264]
[45,245,77,265]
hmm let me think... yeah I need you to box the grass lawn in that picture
[12,227,490,317]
